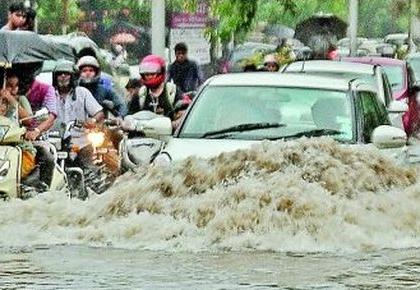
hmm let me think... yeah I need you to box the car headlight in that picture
[152,152,172,168]
[0,160,10,178]
[87,132,105,148]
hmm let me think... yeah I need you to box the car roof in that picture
[342,56,405,67]
[206,72,369,91]
[282,60,375,75]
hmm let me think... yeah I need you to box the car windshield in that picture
[383,65,404,92]
[179,86,354,142]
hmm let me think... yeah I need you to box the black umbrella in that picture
[295,14,347,46]
[0,30,74,67]
[295,14,347,59]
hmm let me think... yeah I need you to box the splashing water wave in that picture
[1,138,419,252]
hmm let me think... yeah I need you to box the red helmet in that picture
[139,54,166,89]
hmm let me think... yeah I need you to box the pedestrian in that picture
[168,42,203,93]
[263,54,280,72]
[326,43,338,60]
[1,2,26,31]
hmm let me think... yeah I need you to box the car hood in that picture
[160,137,408,164]
[161,138,259,161]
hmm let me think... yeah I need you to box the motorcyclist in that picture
[136,54,181,120]
[53,60,105,168]
[0,73,37,179]
[77,55,127,118]
[263,54,280,72]
[22,70,57,189]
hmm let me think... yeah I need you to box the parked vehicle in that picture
[406,52,420,86]
[126,73,408,166]
[219,42,277,73]
[342,57,409,100]
[281,60,394,108]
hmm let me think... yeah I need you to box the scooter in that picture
[117,96,192,172]
[0,109,68,199]
[117,111,172,172]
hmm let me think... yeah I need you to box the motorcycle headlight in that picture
[0,160,10,177]
[87,132,105,148]
[153,153,172,168]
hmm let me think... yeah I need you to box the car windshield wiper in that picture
[269,128,343,140]
[201,122,286,139]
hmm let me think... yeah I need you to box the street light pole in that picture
[151,0,166,58]
[349,0,358,56]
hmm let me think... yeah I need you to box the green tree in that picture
[36,0,80,34]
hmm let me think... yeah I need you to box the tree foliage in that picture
[33,0,419,40]
[36,0,80,34]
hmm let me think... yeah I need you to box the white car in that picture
[280,60,409,129]
[138,73,408,165]
[281,60,394,107]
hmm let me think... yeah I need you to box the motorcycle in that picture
[0,109,69,199]
[47,119,118,196]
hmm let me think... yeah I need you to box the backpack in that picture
[138,82,177,110]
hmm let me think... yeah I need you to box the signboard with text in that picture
[170,1,211,65]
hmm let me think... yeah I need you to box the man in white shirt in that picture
[53,60,105,168]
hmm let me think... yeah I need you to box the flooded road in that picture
[0,246,419,289]
[0,139,419,288]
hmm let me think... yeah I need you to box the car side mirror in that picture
[388,100,408,113]
[142,116,173,138]
[372,125,407,149]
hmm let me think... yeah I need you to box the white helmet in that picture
[263,54,279,65]
[77,56,101,86]
[77,55,100,70]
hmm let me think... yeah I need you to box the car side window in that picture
[359,91,390,143]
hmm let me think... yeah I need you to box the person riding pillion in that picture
[77,56,127,118]
[53,60,105,168]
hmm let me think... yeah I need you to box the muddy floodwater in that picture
[1,246,419,289]
[0,139,419,289]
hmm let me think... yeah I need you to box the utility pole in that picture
[348,0,358,56]
[151,0,166,58]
